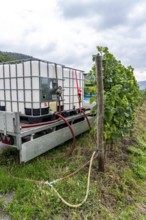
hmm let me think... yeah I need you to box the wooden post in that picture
[95,55,105,172]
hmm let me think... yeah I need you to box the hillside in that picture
[138,81,146,90]
[0,51,32,62]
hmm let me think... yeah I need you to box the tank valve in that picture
[56,86,63,100]
[56,86,62,96]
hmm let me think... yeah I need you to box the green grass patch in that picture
[0,105,146,219]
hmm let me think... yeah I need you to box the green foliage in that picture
[0,53,15,62]
[128,137,146,180]
[0,51,32,62]
[89,46,140,143]
[84,85,96,96]
[139,89,146,105]
[84,74,96,96]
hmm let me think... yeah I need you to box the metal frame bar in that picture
[62,66,65,107]
[9,64,13,112]
[47,62,49,78]
[15,63,19,113]
[72,70,74,108]
[69,69,71,109]
[30,60,33,116]
[3,64,6,108]
[22,62,26,109]
[38,60,41,116]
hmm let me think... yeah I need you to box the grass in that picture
[0,104,146,219]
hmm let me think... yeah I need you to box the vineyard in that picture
[89,47,139,144]
[0,103,146,219]
[0,48,146,219]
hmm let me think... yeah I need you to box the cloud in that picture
[58,0,143,29]
[0,0,146,81]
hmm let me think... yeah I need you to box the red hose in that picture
[79,109,91,129]
[74,70,82,109]
[55,113,77,156]
[79,108,97,144]
[60,153,98,181]
[9,152,99,185]
[57,96,61,114]
[21,112,77,156]
[21,118,61,129]
[74,70,97,145]
[74,70,91,129]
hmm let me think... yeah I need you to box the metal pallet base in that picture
[0,111,95,163]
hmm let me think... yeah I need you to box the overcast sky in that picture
[0,0,146,81]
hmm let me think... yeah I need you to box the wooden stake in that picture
[95,55,105,172]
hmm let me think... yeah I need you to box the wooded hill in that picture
[0,51,32,62]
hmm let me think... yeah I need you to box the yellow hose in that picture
[47,151,96,208]
[9,151,96,208]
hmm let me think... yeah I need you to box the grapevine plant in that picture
[89,46,140,145]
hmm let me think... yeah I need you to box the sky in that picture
[0,0,146,81]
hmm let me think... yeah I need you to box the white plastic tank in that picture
[0,59,84,116]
